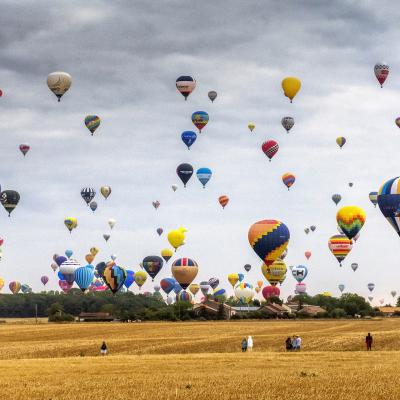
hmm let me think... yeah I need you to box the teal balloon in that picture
[196,167,212,188]
[65,249,73,258]
[74,266,94,292]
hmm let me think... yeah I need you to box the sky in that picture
[0,0,399,305]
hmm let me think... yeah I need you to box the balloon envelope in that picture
[47,72,72,101]
[181,131,197,149]
[142,256,164,281]
[196,167,212,188]
[176,76,196,99]
[171,258,198,290]
[281,77,301,102]
[191,111,209,132]
[336,206,366,240]
[103,265,127,294]
[176,163,194,187]
[84,115,100,135]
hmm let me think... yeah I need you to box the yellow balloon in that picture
[188,283,200,296]
[90,247,99,257]
[321,291,332,297]
[228,273,239,288]
[167,227,186,250]
[85,254,95,264]
[281,77,301,102]
[64,217,77,232]
[100,186,112,199]
[134,271,147,289]
[0,278,4,291]
[261,260,287,286]
[161,248,174,263]
[248,123,255,132]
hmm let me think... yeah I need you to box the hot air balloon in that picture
[351,262,358,272]
[208,277,219,290]
[0,278,4,291]
[90,247,99,257]
[166,296,174,305]
[218,195,229,209]
[200,282,210,296]
[58,280,72,293]
[338,284,345,293]
[55,255,67,267]
[336,137,346,149]
[248,123,255,132]
[173,282,183,295]
[47,72,72,101]
[177,163,194,187]
[85,254,94,264]
[262,285,280,300]
[196,167,212,188]
[304,228,310,234]
[152,200,160,210]
[90,201,97,212]
[65,249,73,259]
[181,131,197,150]
[228,273,240,288]
[64,217,77,233]
[41,276,49,286]
[305,251,311,260]
[81,188,96,205]
[171,258,198,290]
[367,283,375,292]
[142,256,163,281]
[189,283,200,296]
[74,266,95,292]
[51,263,58,272]
[108,218,116,229]
[213,288,227,302]
[332,194,342,205]
[9,281,21,294]
[248,220,290,266]
[336,206,366,240]
[19,144,30,156]
[244,264,251,272]
[281,117,294,133]
[261,260,287,286]
[369,192,378,207]
[368,296,373,302]
[391,290,397,298]
[177,290,192,302]
[161,248,174,263]
[261,140,279,161]
[310,225,316,232]
[160,278,176,295]
[60,259,80,284]
[124,270,135,289]
[234,283,255,304]
[281,77,301,102]
[84,115,100,136]
[156,228,163,236]
[103,265,126,294]
[374,62,389,87]
[328,234,353,266]
[167,227,186,250]
[348,182,353,188]
[176,76,196,100]
[377,177,400,236]
[171,184,178,192]
[282,173,295,190]
[292,265,308,283]
[191,111,209,133]
[103,234,110,242]
[208,91,217,102]
[295,282,307,294]
[133,270,147,289]
[95,262,107,278]
[100,186,111,199]
[0,190,20,216]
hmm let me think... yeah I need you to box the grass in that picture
[0,319,399,399]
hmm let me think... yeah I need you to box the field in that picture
[1,319,400,399]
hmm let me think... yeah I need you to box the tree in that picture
[217,303,225,320]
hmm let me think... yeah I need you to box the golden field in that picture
[1,319,400,399]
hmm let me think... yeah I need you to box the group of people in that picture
[241,336,253,352]
[285,335,302,351]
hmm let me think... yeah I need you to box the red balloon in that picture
[0,89,3,97]
[0,238,3,246]
[262,285,280,300]
[58,280,73,293]
[305,251,311,260]
[261,140,279,161]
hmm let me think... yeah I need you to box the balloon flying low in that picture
[171,258,198,290]
[142,256,164,281]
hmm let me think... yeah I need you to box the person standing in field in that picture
[296,335,302,351]
[285,337,292,351]
[291,335,297,351]
[366,333,373,351]
[247,336,253,352]
[241,337,248,352]
[100,341,108,355]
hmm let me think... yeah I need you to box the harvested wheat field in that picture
[1,319,400,399]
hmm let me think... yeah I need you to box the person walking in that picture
[366,333,373,351]
[241,337,248,352]
[100,341,108,355]
[247,336,253,352]
[285,337,292,351]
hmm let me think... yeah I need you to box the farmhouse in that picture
[378,307,400,317]
[193,300,236,319]
[77,312,114,322]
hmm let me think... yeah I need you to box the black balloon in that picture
[176,163,194,187]
[0,190,20,216]
[142,256,163,281]
[244,264,251,272]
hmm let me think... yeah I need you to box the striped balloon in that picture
[261,260,287,286]
[218,195,229,209]
[378,177,400,236]
[60,259,80,284]
[328,234,353,266]
[336,206,366,240]
[74,266,94,292]
[84,115,101,135]
[261,140,279,161]
[176,290,192,302]
[80,187,96,205]
[171,258,198,290]
[282,173,295,190]
[9,281,21,294]
[176,76,196,100]
[103,265,127,294]
[248,220,290,266]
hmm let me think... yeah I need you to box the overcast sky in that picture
[0,0,399,304]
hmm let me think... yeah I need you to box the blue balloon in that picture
[181,131,197,150]
[160,278,176,295]
[173,282,183,294]
[74,266,95,292]
[58,271,65,281]
[124,270,135,289]
[65,249,73,258]
[196,167,212,188]
[238,273,244,283]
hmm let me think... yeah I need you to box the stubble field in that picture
[1,319,400,399]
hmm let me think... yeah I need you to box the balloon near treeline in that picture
[261,260,287,286]
[262,285,280,300]
[103,265,126,294]
[377,177,400,236]
[171,258,198,290]
[142,256,163,281]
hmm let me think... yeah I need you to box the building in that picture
[298,305,326,316]
[259,303,289,318]
[77,312,114,322]
[378,306,400,317]
[193,300,236,319]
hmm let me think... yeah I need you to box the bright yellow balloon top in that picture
[228,273,239,288]
[248,123,255,132]
[282,77,301,102]
[167,228,186,250]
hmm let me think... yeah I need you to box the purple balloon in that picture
[41,276,49,286]
[55,255,67,267]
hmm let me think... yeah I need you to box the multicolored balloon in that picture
[282,173,295,190]
[177,290,192,302]
[160,277,176,295]
[218,195,229,209]
[142,256,163,281]
[64,217,77,233]
[292,265,308,283]
[191,111,209,133]
[208,278,219,290]
[248,220,290,266]
[84,115,100,135]
[9,281,21,294]
[336,206,366,240]
[328,234,353,266]
[336,137,346,149]
[103,265,127,294]
[171,258,198,290]
[234,282,255,304]
[261,260,287,286]
[0,190,20,216]
[161,248,174,263]
[19,144,30,156]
